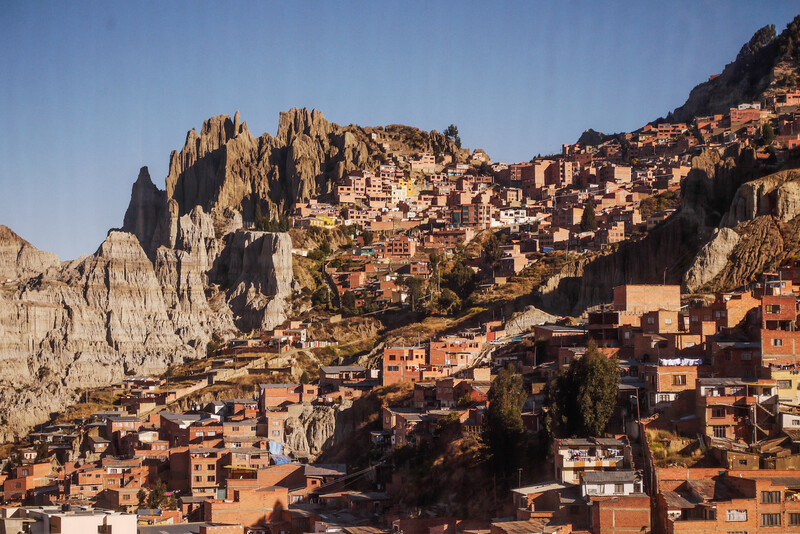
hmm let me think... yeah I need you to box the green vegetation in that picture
[483,233,503,271]
[443,124,462,149]
[638,190,681,219]
[547,343,619,437]
[762,122,775,145]
[483,365,526,474]
[580,201,598,232]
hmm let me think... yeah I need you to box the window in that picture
[194,476,202,482]
[773,338,784,347]
[123,494,130,501]
[766,304,782,314]
[387,366,399,372]
[207,464,214,470]
[272,430,280,436]
[194,464,201,471]
[713,426,726,438]
[741,351,752,360]
[790,513,800,525]
[673,375,686,386]
[727,509,747,521]
[712,407,726,418]
[761,513,781,527]
[762,490,781,503]
[778,380,792,389]
[725,353,732,361]
[614,483,624,494]
[691,316,698,323]
[647,317,654,325]
[739,459,748,466]
[664,318,673,325]
[207,475,215,482]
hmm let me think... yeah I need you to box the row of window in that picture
[727,509,800,526]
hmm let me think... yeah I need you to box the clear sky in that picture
[1,1,797,260]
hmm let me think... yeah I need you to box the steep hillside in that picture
[671,16,800,122]
[536,145,761,316]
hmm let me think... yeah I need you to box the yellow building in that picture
[771,367,800,404]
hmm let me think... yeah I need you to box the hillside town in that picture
[2,87,800,534]
[287,96,799,312]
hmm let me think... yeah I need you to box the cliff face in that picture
[0,226,59,281]
[0,108,465,438]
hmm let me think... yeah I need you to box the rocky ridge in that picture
[671,17,800,123]
[0,108,469,440]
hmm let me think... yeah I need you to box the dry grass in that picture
[55,387,119,424]
[646,428,708,467]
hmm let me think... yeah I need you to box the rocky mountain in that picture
[671,16,800,122]
[123,108,466,259]
[0,108,469,440]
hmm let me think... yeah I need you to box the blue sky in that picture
[0,1,797,260]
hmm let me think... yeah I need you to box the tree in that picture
[483,365,527,474]
[362,230,374,246]
[443,261,476,299]
[401,276,425,312]
[206,339,220,358]
[443,124,462,149]
[483,233,504,272]
[146,480,167,509]
[137,488,147,508]
[341,290,357,313]
[299,371,310,384]
[762,122,775,145]
[547,343,619,437]
[437,288,461,313]
[580,201,598,232]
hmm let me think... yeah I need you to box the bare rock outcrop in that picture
[0,231,222,439]
[722,170,800,226]
[683,227,741,293]
[0,226,59,281]
[0,108,467,438]
[283,403,344,460]
[211,231,294,331]
[504,305,559,336]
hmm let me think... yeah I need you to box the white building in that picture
[580,470,642,498]
[0,506,136,534]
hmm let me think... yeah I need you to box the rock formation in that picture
[683,227,741,293]
[124,108,466,260]
[0,226,59,281]
[0,108,468,439]
[670,17,800,123]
